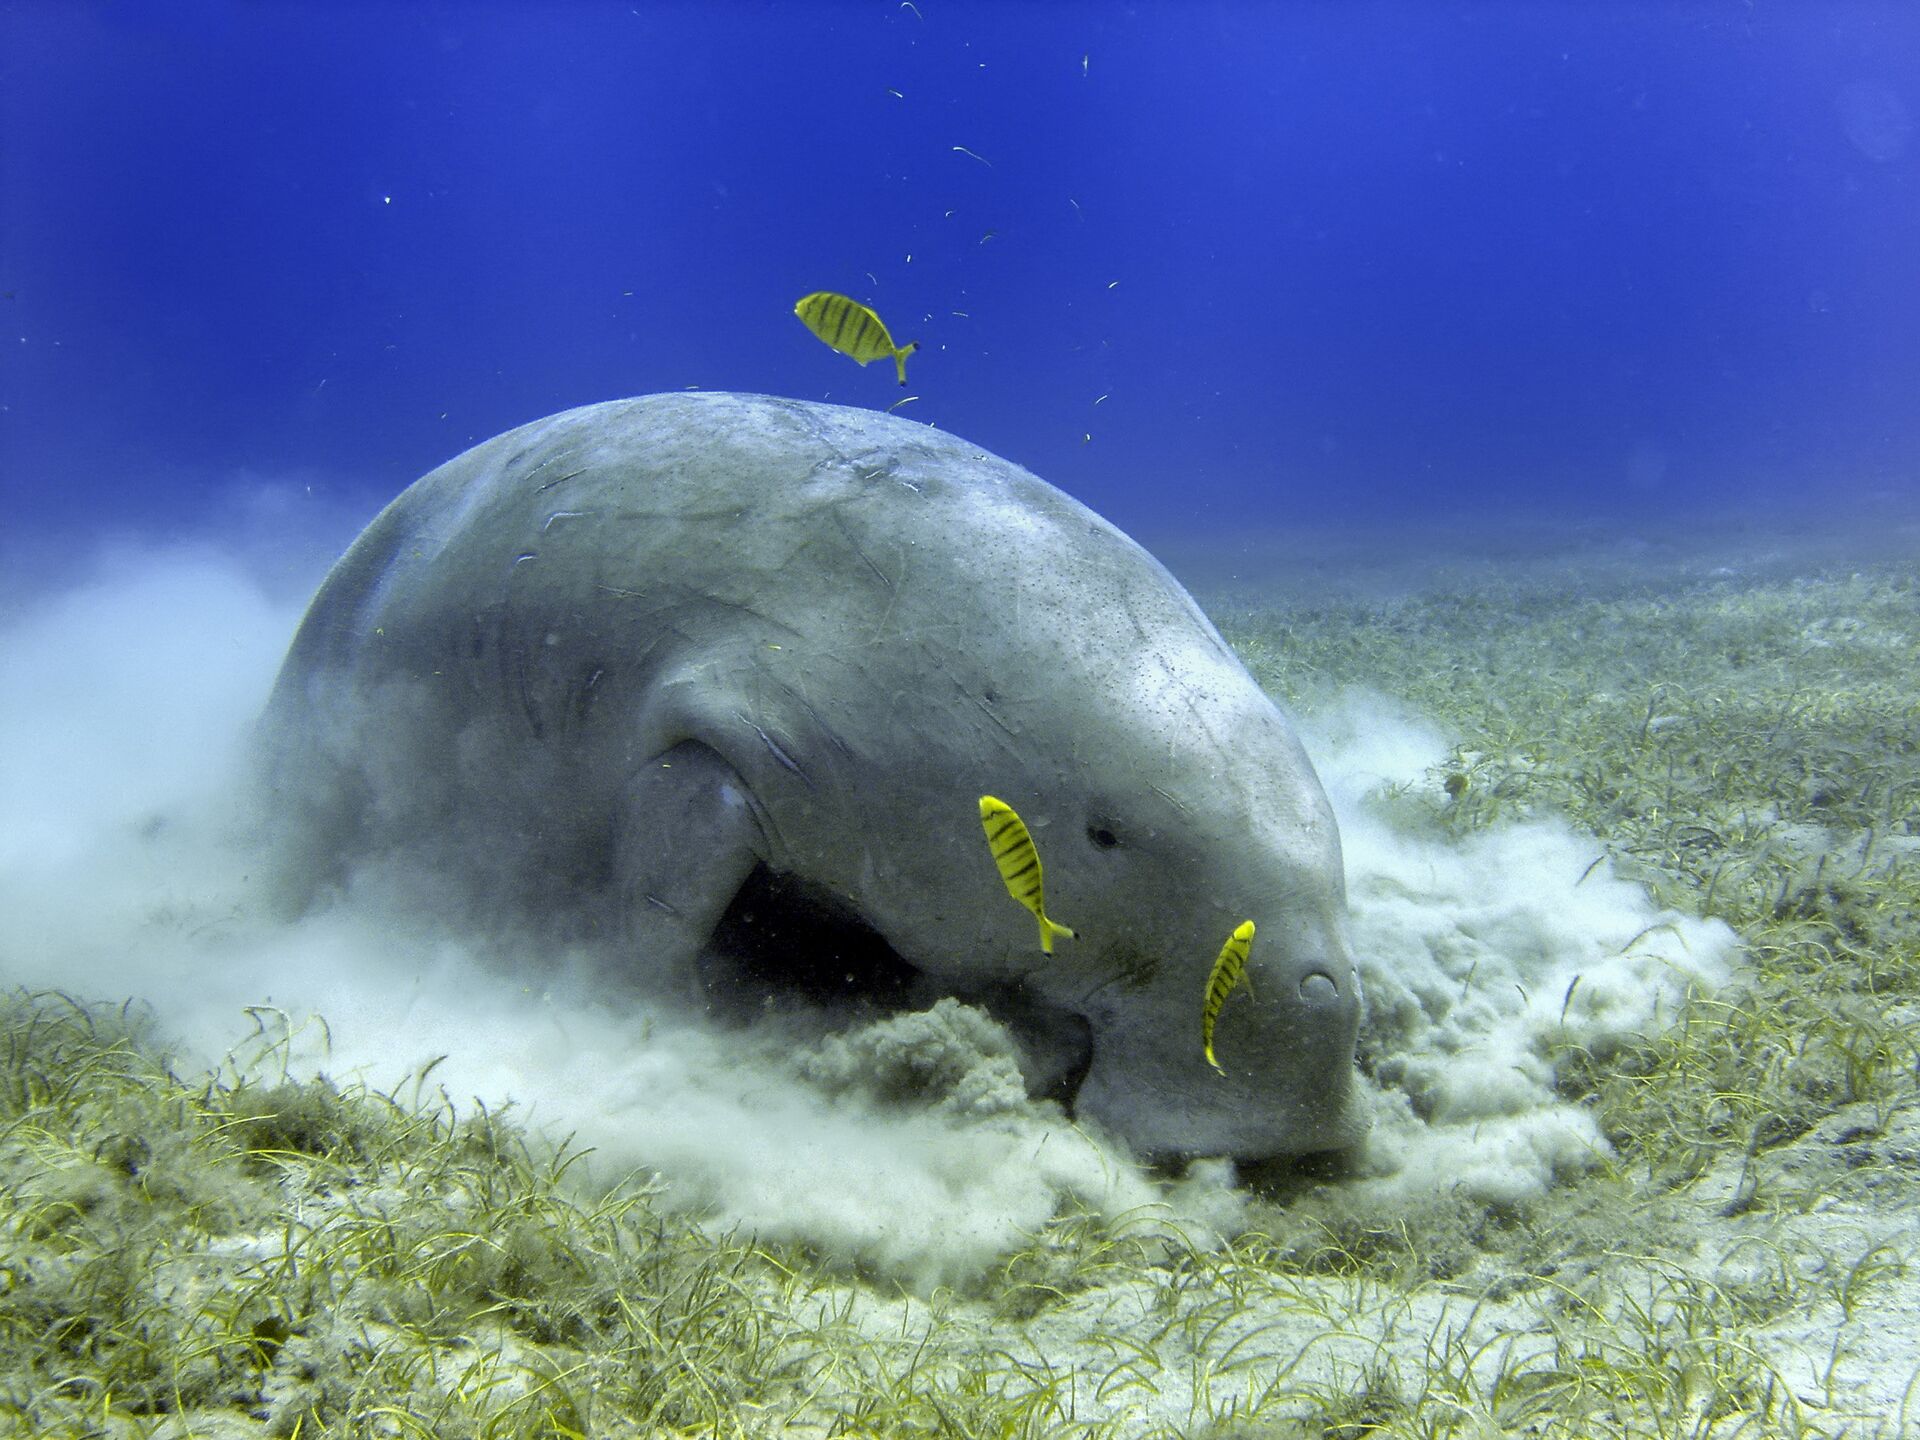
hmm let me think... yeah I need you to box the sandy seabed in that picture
[1,509,1917,1438]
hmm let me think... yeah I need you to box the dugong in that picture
[259,392,1365,1159]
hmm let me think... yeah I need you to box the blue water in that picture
[3,1,1916,548]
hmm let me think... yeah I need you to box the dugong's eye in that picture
[1086,823,1121,851]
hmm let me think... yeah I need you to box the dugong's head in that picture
[1054,655,1365,1160]
[990,634,1366,1162]
[840,501,1367,1161]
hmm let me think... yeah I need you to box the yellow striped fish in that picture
[1202,920,1256,1075]
[978,795,1077,953]
[794,291,919,385]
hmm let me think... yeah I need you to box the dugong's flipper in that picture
[611,741,766,1003]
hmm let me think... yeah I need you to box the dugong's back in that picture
[271,391,1218,699]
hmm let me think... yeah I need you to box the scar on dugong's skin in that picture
[256,392,1368,1160]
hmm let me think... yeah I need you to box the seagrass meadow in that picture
[4,527,1919,1440]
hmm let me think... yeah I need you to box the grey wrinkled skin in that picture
[257,392,1367,1160]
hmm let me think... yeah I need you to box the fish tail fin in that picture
[1205,1043,1225,1076]
[1037,914,1077,953]
[894,341,918,386]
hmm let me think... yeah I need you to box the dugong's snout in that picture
[1260,946,1369,1151]
[1074,934,1367,1162]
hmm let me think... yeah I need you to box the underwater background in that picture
[5,4,1920,1439]
[4,0,1918,555]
